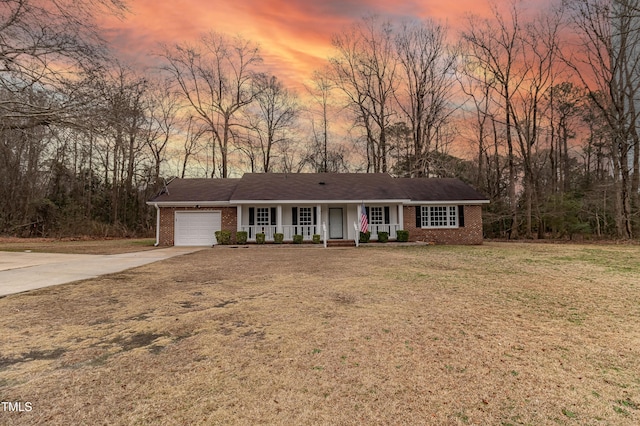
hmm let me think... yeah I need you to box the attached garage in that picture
[174,211,221,246]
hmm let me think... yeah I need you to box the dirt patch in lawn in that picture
[0,242,639,425]
[0,237,156,255]
[0,348,67,370]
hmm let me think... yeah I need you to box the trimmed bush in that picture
[274,233,284,244]
[396,230,409,242]
[312,234,321,244]
[359,231,371,243]
[293,234,304,244]
[214,230,231,245]
[236,231,248,245]
[256,233,266,244]
[377,231,389,243]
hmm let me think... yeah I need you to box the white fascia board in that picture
[404,200,490,205]
[145,201,231,207]
[146,199,489,207]
[232,199,410,205]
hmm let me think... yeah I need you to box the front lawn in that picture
[0,237,156,255]
[1,243,639,424]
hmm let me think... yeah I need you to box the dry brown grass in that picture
[1,242,639,425]
[0,238,156,254]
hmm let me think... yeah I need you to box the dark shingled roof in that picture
[396,178,488,202]
[230,173,403,201]
[150,178,240,203]
[148,174,488,204]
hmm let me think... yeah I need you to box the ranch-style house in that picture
[147,173,489,246]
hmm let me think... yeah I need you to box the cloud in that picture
[98,0,533,88]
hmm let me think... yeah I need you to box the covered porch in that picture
[237,203,404,243]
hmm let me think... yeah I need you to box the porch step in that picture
[327,239,356,247]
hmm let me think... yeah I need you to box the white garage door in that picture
[174,211,221,246]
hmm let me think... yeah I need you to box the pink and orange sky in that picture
[99,0,534,88]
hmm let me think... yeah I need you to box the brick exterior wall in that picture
[156,204,483,246]
[403,205,484,245]
[157,206,237,246]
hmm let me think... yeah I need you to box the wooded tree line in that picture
[1,0,639,239]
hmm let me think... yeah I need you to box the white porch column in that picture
[154,203,160,246]
[237,205,242,231]
[398,204,404,230]
[276,205,283,233]
[354,203,360,240]
[316,204,321,235]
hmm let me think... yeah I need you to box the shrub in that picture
[256,233,266,244]
[377,231,389,243]
[214,230,231,245]
[396,230,409,242]
[312,234,321,244]
[236,231,248,245]
[359,231,371,243]
[567,222,591,240]
[274,233,284,244]
[293,234,304,244]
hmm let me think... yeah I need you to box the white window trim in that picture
[370,206,384,225]
[256,207,271,226]
[298,206,313,226]
[420,205,459,229]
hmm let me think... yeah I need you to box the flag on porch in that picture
[360,202,368,233]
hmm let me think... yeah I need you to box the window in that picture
[370,207,384,224]
[420,205,458,228]
[256,207,270,226]
[298,207,313,225]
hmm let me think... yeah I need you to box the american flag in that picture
[360,203,368,233]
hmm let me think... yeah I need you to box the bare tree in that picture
[300,70,350,174]
[547,82,584,193]
[565,0,640,238]
[510,7,564,237]
[0,0,128,129]
[92,63,148,226]
[243,74,299,172]
[329,15,398,173]
[159,33,263,178]
[461,2,526,238]
[395,19,458,176]
[144,76,184,183]
[304,70,336,173]
[458,49,501,195]
[178,116,207,178]
[0,0,130,235]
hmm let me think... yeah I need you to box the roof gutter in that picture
[154,203,160,246]
[145,201,231,207]
[403,200,490,205]
[231,199,411,205]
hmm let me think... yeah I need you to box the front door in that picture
[329,208,343,239]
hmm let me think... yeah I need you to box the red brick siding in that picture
[158,206,237,246]
[157,204,482,246]
[402,205,483,245]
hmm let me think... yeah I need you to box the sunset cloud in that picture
[99,0,546,89]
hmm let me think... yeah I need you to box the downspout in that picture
[154,203,160,246]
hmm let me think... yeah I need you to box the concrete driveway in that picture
[0,247,203,297]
